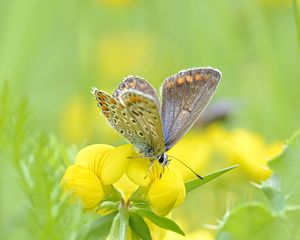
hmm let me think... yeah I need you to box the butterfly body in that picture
[92,67,221,175]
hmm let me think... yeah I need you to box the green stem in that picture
[119,203,129,240]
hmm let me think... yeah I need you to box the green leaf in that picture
[216,132,300,240]
[129,211,152,240]
[135,208,185,236]
[216,202,289,240]
[185,165,239,193]
[79,212,117,239]
[266,131,300,206]
[107,213,121,240]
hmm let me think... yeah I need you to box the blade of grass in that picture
[185,165,239,193]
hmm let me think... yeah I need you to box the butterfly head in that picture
[157,152,169,166]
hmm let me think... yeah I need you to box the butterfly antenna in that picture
[168,155,203,180]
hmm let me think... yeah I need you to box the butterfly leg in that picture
[144,160,155,179]
[159,165,165,179]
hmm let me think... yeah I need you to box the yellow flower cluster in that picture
[61,144,185,216]
[61,124,283,239]
[61,122,283,214]
[169,124,283,182]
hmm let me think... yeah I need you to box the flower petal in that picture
[75,144,113,177]
[126,154,152,187]
[61,165,104,209]
[147,169,186,216]
[75,144,132,185]
[214,128,282,181]
[100,144,132,185]
[113,174,139,201]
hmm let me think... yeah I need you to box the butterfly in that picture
[92,67,221,178]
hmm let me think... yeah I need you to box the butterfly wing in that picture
[92,89,143,145]
[92,87,164,157]
[113,76,160,107]
[161,67,221,151]
[120,90,165,157]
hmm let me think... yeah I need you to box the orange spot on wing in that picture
[130,95,142,103]
[110,98,117,105]
[186,75,193,82]
[118,104,125,110]
[99,94,106,100]
[102,105,108,111]
[195,74,201,81]
[100,100,106,106]
[176,77,184,85]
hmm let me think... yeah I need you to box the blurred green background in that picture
[0,0,299,239]
[1,0,298,143]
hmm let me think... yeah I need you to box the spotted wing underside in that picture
[120,90,165,157]
[92,89,141,145]
[92,84,164,157]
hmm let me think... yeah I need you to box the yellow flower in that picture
[146,168,186,216]
[164,229,214,240]
[206,124,283,181]
[61,165,104,209]
[59,94,120,144]
[61,144,129,209]
[98,33,154,83]
[59,95,93,144]
[125,152,186,216]
[113,174,139,202]
[62,143,186,216]
[168,124,283,182]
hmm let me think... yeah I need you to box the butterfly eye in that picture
[127,130,132,135]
